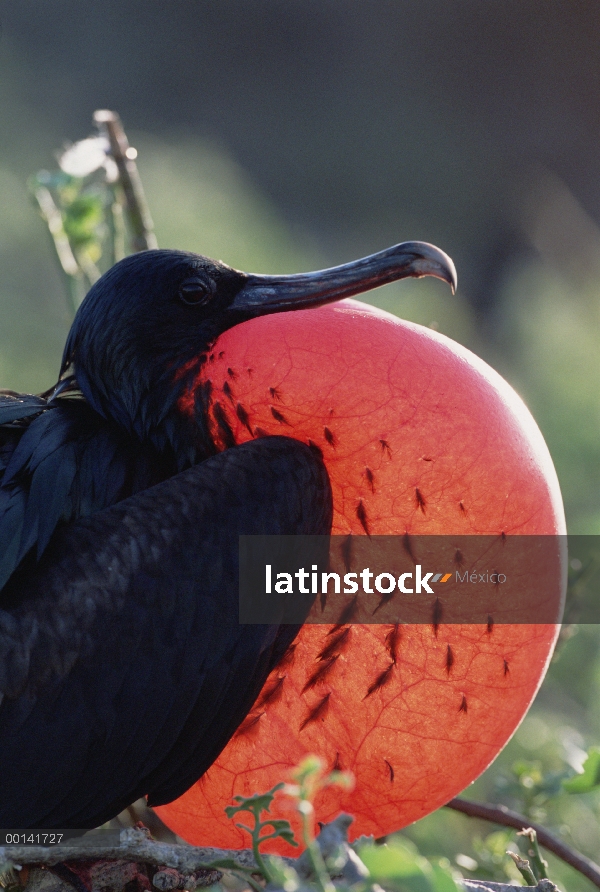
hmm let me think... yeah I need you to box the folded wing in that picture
[0,436,332,828]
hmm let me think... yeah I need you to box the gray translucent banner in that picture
[237,535,600,624]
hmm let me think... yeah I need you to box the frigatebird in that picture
[0,242,455,829]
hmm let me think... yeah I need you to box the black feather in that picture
[0,392,48,425]
[0,437,332,826]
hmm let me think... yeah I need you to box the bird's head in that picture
[61,243,456,462]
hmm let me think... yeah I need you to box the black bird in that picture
[0,242,456,828]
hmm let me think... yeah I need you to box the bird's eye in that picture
[179,277,212,306]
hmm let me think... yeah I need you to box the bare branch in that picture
[0,827,256,872]
[445,797,600,889]
[93,110,158,252]
[29,183,84,314]
[462,880,558,892]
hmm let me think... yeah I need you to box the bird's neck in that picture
[146,400,218,471]
[136,372,220,470]
[77,354,220,471]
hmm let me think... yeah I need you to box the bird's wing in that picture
[0,394,171,590]
[0,435,332,829]
[0,391,49,424]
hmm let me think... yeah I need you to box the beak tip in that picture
[447,258,458,295]
[409,242,457,295]
[448,268,458,296]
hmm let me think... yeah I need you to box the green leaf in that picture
[359,839,433,892]
[63,194,105,245]
[430,863,460,892]
[224,782,285,818]
[293,754,324,784]
[563,746,600,793]
[262,819,298,845]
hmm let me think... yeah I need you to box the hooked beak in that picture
[229,241,457,317]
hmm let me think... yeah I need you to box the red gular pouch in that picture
[159,300,565,852]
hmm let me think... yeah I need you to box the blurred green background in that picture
[1,2,600,887]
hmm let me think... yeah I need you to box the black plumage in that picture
[0,242,456,828]
[0,436,330,827]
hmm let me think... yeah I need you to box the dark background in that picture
[1,3,600,884]
[4,1,600,309]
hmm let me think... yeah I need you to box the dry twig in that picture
[446,797,600,889]
[93,110,157,252]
